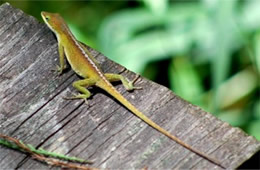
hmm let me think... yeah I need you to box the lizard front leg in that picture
[55,41,67,75]
[64,78,96,103]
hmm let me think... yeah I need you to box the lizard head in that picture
[41,11,68,35]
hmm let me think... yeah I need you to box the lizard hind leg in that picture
[104,73,142,91]
[63,78,96,104]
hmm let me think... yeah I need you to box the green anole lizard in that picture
[41,11,224,168]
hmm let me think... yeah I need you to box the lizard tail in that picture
[96,80,224,169]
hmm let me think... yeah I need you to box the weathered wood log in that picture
[0,3,259,169]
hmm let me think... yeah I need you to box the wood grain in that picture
[0,3,259,169]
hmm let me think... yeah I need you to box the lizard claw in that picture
[129,74,142,90]
[62,92,89,105]
[51,65,67,75]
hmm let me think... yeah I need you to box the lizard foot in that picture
[62,93,89,104]
[128,74,142,91]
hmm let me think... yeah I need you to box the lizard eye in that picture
[45,16,50,21]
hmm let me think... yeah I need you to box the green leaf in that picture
[98,3,205,72]
[216,67,258,109]
[241,0,260,31]
[142,0,168,16]
[247,120,260,141]
[253,100,260,119]
[218,109,250,127]
[253,32,260,73]
[169,57,203,105]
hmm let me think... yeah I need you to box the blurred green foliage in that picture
[1,0,259,140]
